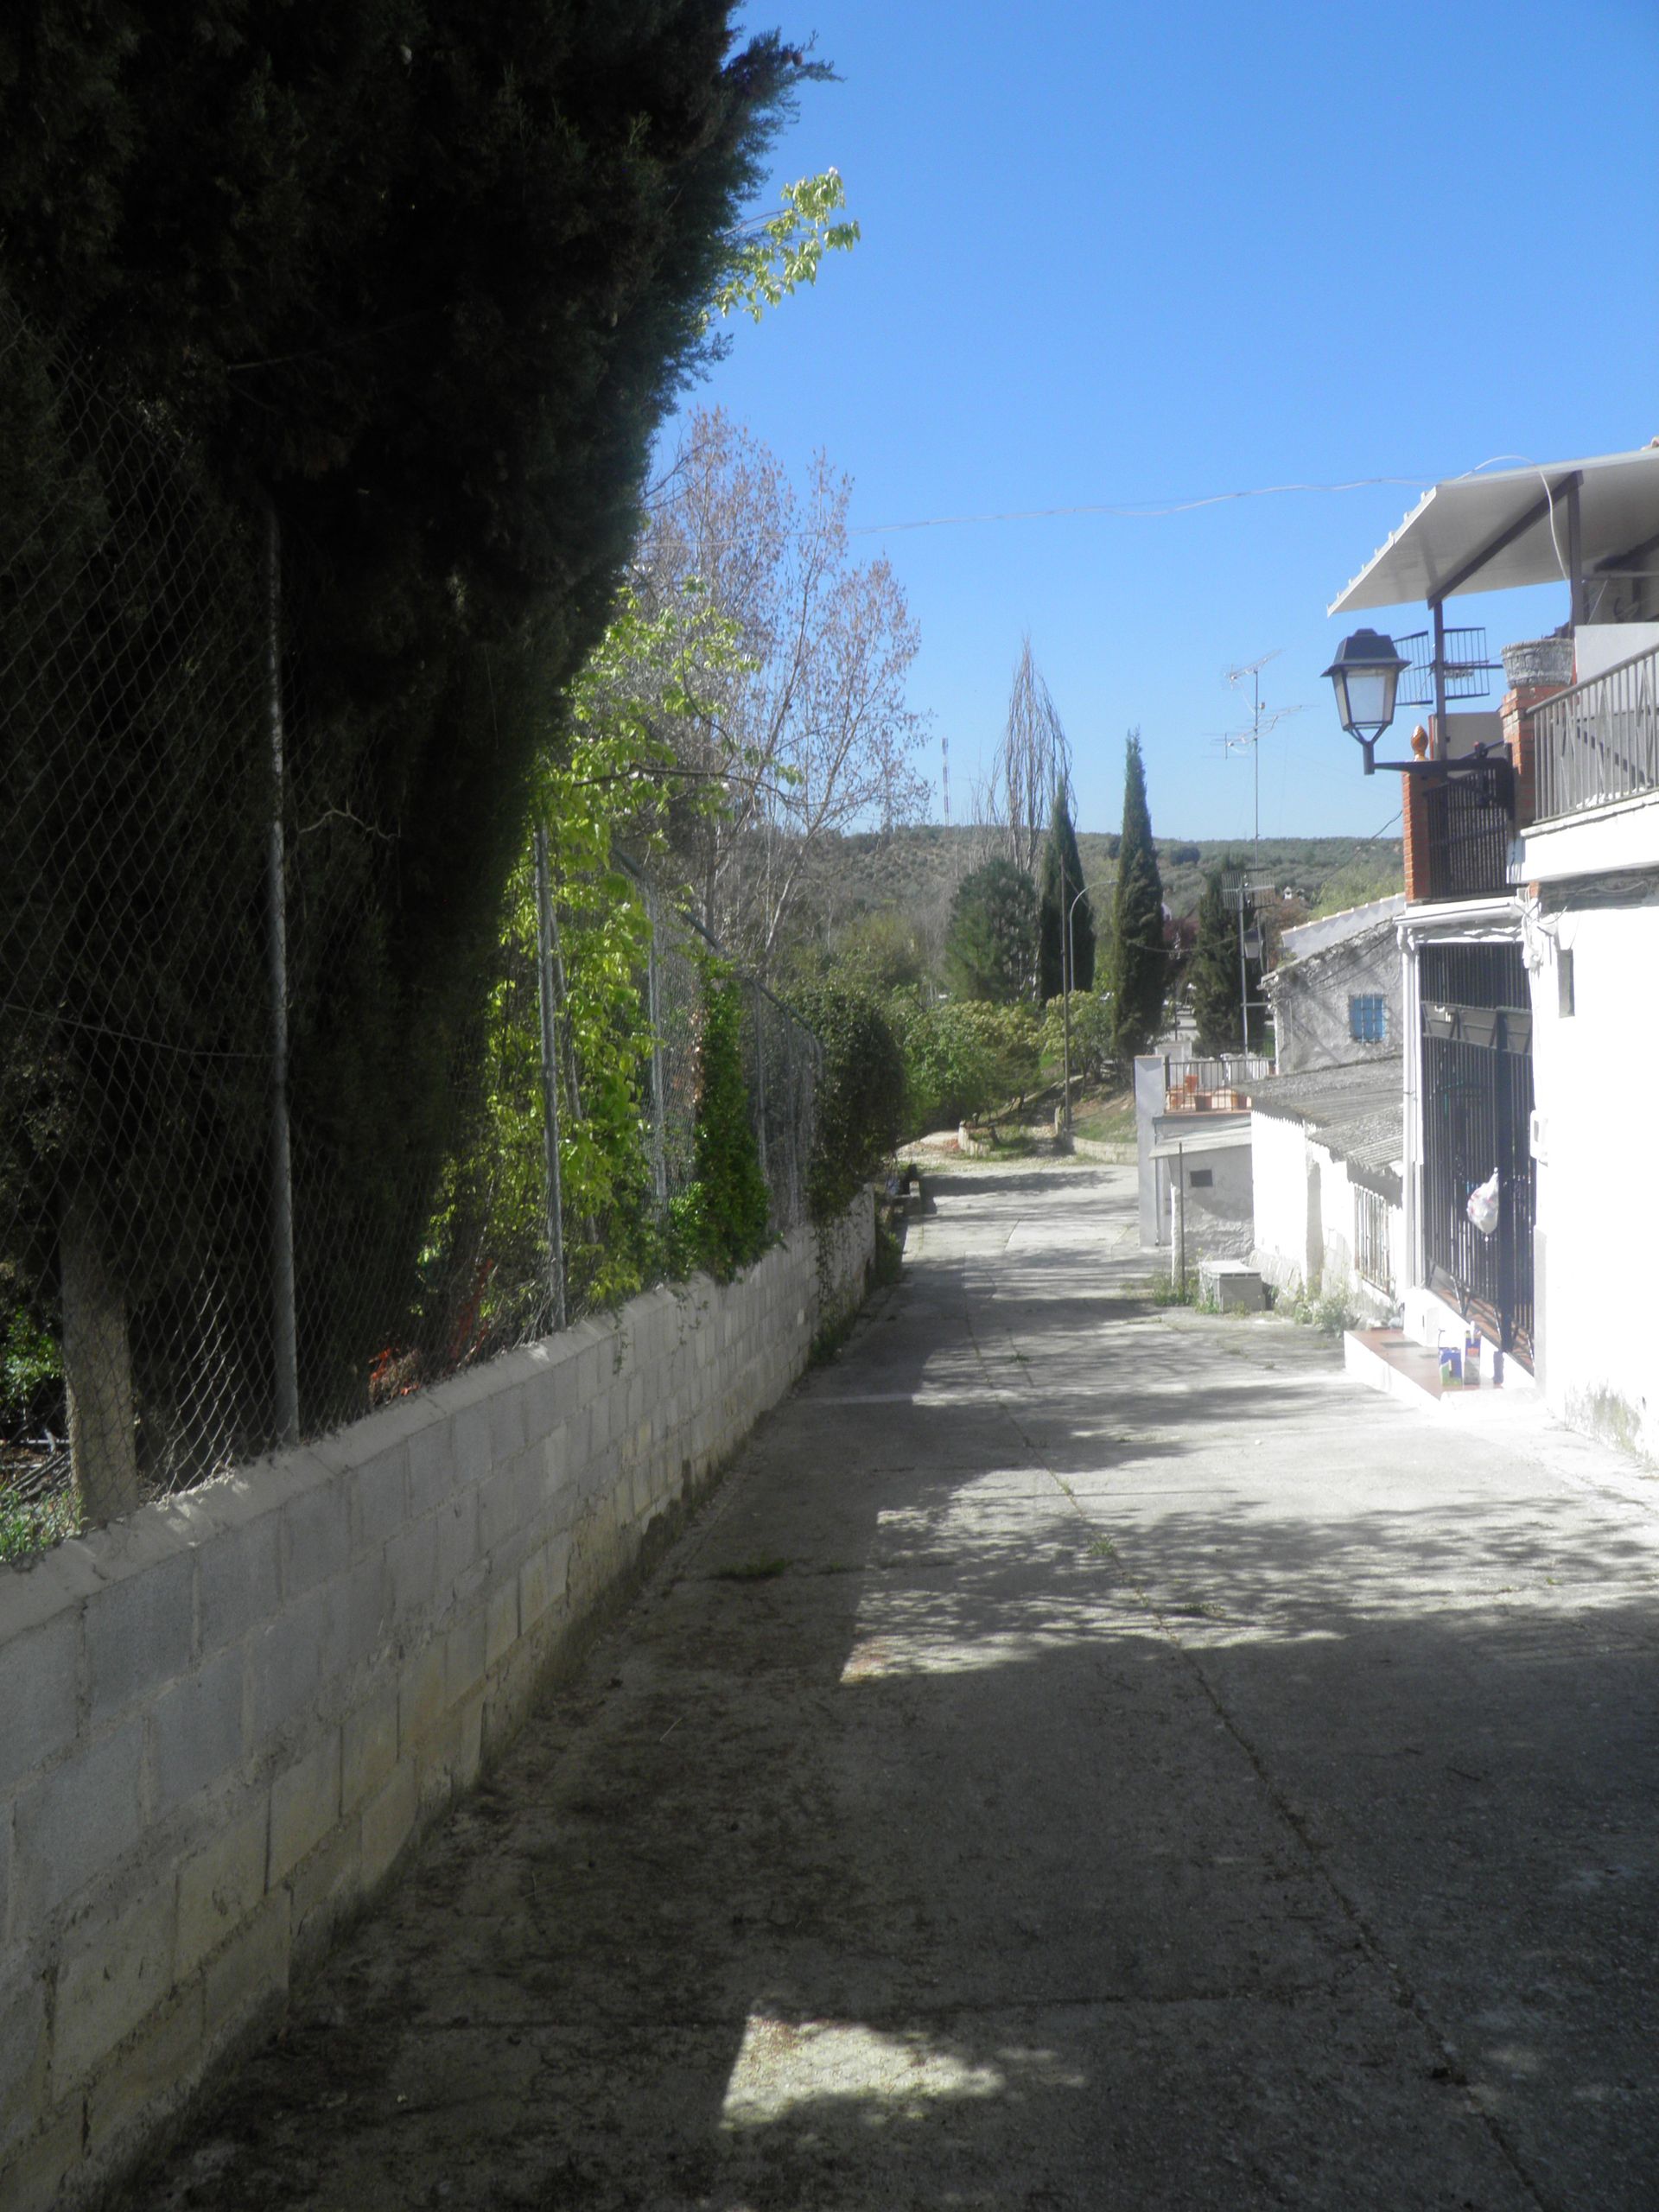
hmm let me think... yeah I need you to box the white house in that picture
[1326,443,1659,1458]
[1249,1059,1405,1323]
[1265,895,1406,1073]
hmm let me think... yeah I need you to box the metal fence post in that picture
[264,502,300,1443]
[532,825,567,1332]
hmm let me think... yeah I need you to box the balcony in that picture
[1162,1055,1271,1112]
[1529,639,1659,822]
[1419,772,1516,901]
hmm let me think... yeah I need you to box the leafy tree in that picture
[788,980,905,1219]
[823,909,933,997]
[975,639,1070,876]
[888,995,1042,1136]
[1039,991,1115,1084]
[1186,863,1259,1056]
[1109,730,1167,1064]
[943,859,1038,1005]
[710,169,860,324]
[641,407,927,965]
[1038,784,1095,1002]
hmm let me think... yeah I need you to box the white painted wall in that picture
[1163,1135,1254,1268]
[1529,899,1659,1459]
[1250,1111,1402,1323]
[1250,1112,1313,1296]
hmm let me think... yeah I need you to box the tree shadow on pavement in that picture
[120,1176,1659,2212]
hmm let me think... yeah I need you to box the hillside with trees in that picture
[775,822,1403,961]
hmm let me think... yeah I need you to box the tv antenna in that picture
[1217,649,1308,860]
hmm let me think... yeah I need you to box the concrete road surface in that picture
[123,1159,1659,2211]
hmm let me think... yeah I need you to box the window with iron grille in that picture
[1349,993,1388,1043]
[1355,1185,1393,1294]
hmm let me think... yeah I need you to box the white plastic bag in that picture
[1466,1169,1500,1237]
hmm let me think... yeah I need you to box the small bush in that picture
[1281,1281,1358,1333]
[0,1487,78,1564]
[789,979,906,1222]
[1039,989,1116,1084]
[888,993,1041,1135]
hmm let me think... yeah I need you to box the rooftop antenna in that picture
[1221,649,1307,862]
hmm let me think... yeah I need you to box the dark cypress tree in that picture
[0,6,826,1432]
[1038,783,1095,1002]
[944,859,1038,1005]
[1109,731,1168,1064]
[1188,865,1246,1053]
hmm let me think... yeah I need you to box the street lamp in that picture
[1322,628,1407,767]
[1324,626,1512,800]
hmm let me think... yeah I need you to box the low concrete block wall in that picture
[0,1194,873,2209]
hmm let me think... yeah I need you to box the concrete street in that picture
[125,1159,1659,2211]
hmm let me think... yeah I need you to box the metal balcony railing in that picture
[1529,640,1659,821]
[1421,774,1515,900]
[1161,1053,1272,1113]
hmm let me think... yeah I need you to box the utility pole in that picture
[1224,879,1268,1062]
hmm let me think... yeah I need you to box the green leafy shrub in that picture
[2,1303,62,1428]
[675,958,770,1281]
[889,994,1042,1135]
[789,980,906,1221]
[1039,989,1116,1083]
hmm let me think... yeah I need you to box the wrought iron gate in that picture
[1420,941,1535,1366]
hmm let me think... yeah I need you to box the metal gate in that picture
[1420,941,1535,1366]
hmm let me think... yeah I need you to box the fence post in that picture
[264,502,300,1444]
[644,881,668,1210]
[532,826,567,1332]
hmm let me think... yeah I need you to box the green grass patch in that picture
[0,1487,79,1564]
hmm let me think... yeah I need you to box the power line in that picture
[849,474,1433,539]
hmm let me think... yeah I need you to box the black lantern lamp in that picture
[1325,626,1512,801]
[1323,629,1407,768]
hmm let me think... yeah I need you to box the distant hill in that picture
[802,824,1403,938]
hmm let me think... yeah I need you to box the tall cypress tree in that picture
[1038,784,1094,1002]
[0,7,820,1434]
[1109,730,1167,1064]
[1188,863,1252,1053]
[944,859,1038,1004]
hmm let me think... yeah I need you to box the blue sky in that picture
[677,0,1659,842]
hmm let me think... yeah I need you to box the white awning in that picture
[1329,448,1659,614]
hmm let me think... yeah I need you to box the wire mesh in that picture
[0,300,823,1550]
[1,302,274,1535]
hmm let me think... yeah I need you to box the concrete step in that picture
[1344,1326,1537,1418]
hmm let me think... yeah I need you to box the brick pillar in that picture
[1502,681,1562,830]
[1401,766,1434,902]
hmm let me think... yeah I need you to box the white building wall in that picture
[1250,1111,1400,1323]
[1529,899,1659,1460]
[1165,1138,1254,1268]
[1250,1112,1314,1295]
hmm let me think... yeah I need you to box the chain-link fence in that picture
[0,307,820,1553]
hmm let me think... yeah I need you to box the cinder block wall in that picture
[0,1194,873,2211]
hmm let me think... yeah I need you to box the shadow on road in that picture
[123,1168,1659,2212]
